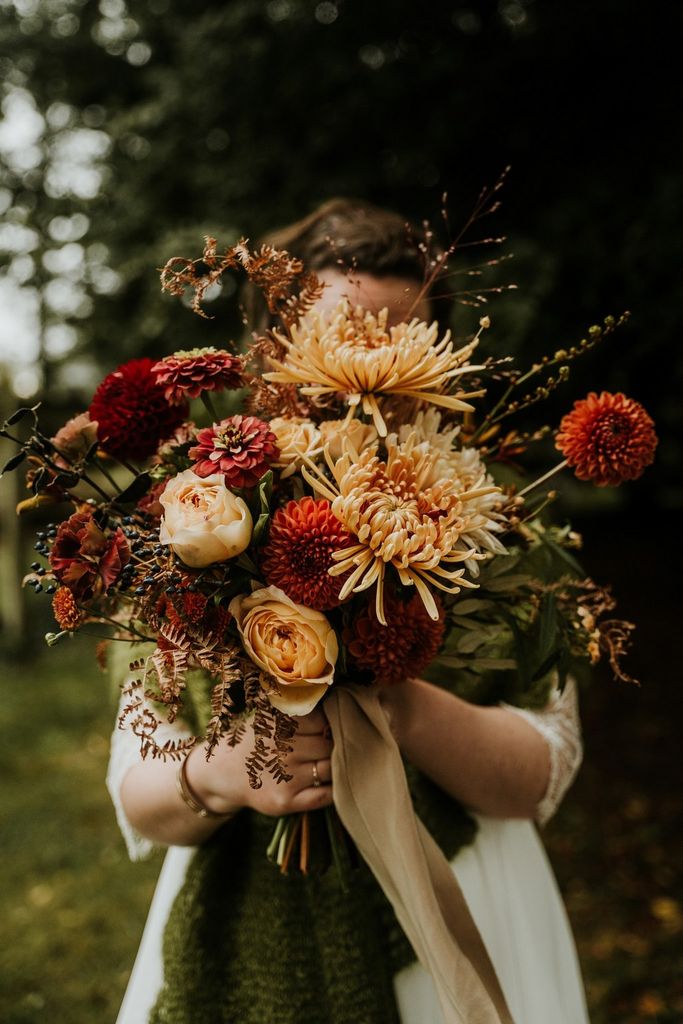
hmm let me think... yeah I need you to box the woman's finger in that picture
[290,756,332,794]
[290,783,333,813]
[287,734,333,764]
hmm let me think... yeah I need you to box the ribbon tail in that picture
[326,685,513,1024]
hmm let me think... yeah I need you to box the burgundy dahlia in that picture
[344,590,445,683]
[49,510,131,601]
[189,414,279,488]
[88,358,188,461]
[152,347,244,403]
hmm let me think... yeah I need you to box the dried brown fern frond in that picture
[205,674,237,758]
[160,237,323,328]
[599,618,637,685]
[241,668,295,788]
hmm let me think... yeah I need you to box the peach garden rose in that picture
[159,469,252,568]
[229,585,338,715]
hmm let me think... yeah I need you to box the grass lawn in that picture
[0,642,162,1024]
[1,628,681,1022]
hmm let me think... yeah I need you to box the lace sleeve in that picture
[106,684,194,862]
[501,676,583,826]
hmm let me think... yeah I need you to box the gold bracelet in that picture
[176,753,232,820]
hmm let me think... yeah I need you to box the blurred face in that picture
[314,268,432,326]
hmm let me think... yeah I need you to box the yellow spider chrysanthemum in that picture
[301,433,499,625]
[264,301,486,436]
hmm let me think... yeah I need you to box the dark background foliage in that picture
[1,1,681,1020]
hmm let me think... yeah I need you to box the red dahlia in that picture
[151,347,244,403]
[189,414,279,488]
[344,590,445,683]
[49,510,131,600]
[160,590,232,643]
[261,497,355,610]
[555,391,657,487]
[89,358,188,461]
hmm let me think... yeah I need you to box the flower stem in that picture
[200,392,219,422]
[517,459,568,499]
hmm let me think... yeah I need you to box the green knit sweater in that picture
[150,768,476,1024]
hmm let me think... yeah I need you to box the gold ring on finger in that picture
[311,761,321,788]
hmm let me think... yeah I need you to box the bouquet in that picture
[1,235,657,882]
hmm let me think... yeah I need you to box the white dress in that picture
[107,682,589,1024]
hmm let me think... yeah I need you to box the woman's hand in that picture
[120,706,334,849]
[188,707,334,818]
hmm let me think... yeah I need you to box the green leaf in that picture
[451,598,494,615]
[1,450,26,475]
[531,648,562,682]
[537,593,558,664]
[236,552,259,575]
[252,511,271,546]
[117,472,152,504]
[482,573,533,593]
[257,470,273,516]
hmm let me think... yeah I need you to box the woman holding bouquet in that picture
[108,199,590,1023]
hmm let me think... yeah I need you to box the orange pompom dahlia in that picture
[52,587,83,631]
[555,391,657,487]
[260,497,355,610]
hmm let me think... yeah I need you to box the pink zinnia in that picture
[189,414,279,488]
[151,347,244,404]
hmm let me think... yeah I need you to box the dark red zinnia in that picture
[189,414,279,488]
[555,391,657,487]
[88,358,188,461]
[151,347,244,403]
[49,510,131,601]
[344,590,446,683]
[261,497,355,610]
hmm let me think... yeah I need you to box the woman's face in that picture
[314,268,432,327]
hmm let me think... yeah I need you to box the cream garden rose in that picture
[269,416,322,478]
[229,585,338,715]
[159,469,252,568]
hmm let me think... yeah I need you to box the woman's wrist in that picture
[183,744,246,818]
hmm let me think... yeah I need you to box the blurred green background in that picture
[1,1,681,1021]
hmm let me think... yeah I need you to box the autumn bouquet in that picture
[1,235,657,880]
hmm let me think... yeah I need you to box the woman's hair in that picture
[242,197,443,332]
[263,197,426,280]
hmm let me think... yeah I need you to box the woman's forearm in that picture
[382,677,550,818]
[119,745,242,848]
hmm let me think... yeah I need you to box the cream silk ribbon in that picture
[326,684,513,1024]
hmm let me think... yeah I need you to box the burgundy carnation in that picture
[151,347,244,403]
[344,590,445,683]
[49,510,131,601]
[88,358,188,461]
[189,414,279,488]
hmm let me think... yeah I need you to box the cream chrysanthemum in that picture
[264,301,485,437]
[398,410,508,573]
[302,433,498,624]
